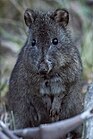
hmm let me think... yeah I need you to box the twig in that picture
[0,131,9,139]
[0,121,19,139]
[13,127,40,139]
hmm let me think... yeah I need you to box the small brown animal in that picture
[7,9,83,138]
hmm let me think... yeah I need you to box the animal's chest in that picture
[39,76,65,96]
[39,77,65,122]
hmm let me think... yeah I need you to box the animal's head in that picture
[23,9,79,76]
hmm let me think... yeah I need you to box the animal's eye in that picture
[32,39,36,46]
[52,38,58,45]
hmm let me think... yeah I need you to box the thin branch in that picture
[0,121,19,139]
[0,131,10,139]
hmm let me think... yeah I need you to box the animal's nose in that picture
[38,62,48,75]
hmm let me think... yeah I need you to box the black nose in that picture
[38,63,48,75]
[39,69,47,75]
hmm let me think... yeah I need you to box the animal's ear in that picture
[50,9,69,27]
[24,9,35,27]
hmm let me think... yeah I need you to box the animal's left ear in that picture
[50,9,69,27]
[24,9,36,27]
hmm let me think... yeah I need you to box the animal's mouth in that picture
[38,71,51,79]
[40,73,55,81]
[39,71,60,81]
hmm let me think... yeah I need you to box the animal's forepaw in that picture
[49,108,60,122]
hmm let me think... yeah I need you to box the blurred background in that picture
[0,0,93,115]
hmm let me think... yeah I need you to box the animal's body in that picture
[7,9,83,138]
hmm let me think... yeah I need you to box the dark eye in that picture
[32,39,36,46]
[52,38,58,45]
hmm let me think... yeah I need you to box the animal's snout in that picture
[38,59,53,75]
[38,62,48,75]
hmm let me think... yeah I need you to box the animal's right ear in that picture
[24,9,35,27]
[50,9,69,27]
